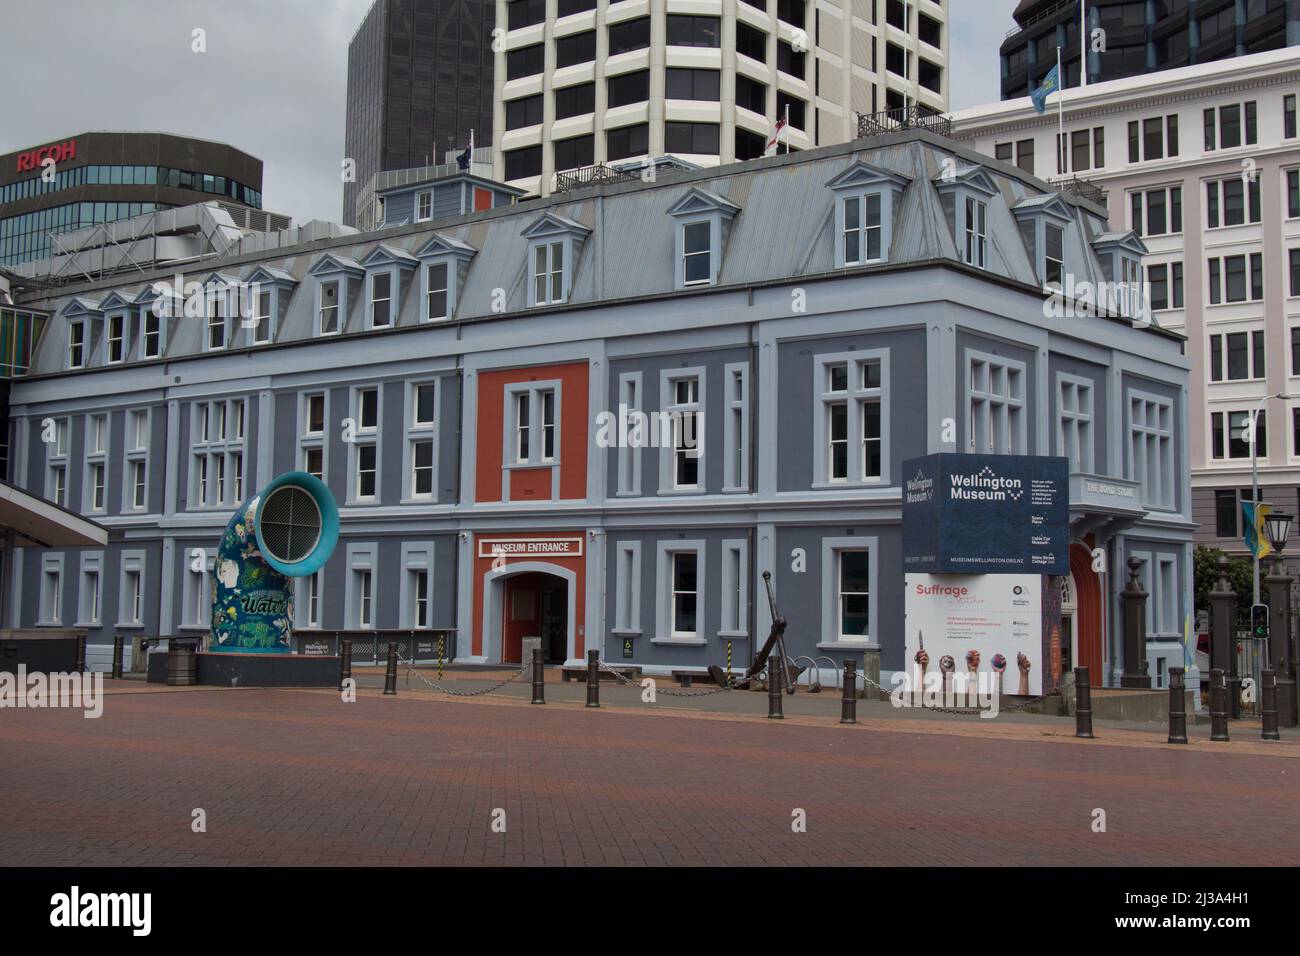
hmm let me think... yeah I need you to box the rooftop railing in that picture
[1050,175,1108,206]
[553,163,639,193]
[856,104,953,140]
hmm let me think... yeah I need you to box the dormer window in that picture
[1092,230,1150,321]
[208,295,226,350]
[682,221,711,285]
[106,312,126,363]
[370,272,393,327]
[1045,224,1064,286]
[666,186,741,290]
[826,160,909,269]
[320,281,341,334]
[964,197,988,268]
[1013,193,1073,291]
[360,244,417,330]
[415,233,475,322]
[68,322,86,369]
[201,275,238,351]
[239,266,295,347]
[142,310,161,358]
[534,242,565,304]
[843,194,882,265]
[251,288,272,344]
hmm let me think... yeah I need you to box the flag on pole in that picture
[1242,501,1274,560]
[764,115,788,157]
[456,129,474,170]
[1030,64,1061,115]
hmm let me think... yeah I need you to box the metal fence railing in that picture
[291,629,456,665]
[856,105,953,140]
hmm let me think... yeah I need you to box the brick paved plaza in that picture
[2,682,1297,866]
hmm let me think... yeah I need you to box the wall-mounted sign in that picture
[301,640,332,657]
[902,453,1069,576]
[16,139,76,173]
[477,537,584,559]
[905,573,1045,696]
[622,638,634,659]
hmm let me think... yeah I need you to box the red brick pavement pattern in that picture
[1,687,1296,866]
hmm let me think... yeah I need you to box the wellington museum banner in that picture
[904,573,1046,697]
[902,453,1069,576]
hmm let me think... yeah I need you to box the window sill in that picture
[659,487,705,496]
[115,621,144,630]
[651,637,708,647]
[611,628,642,638]
[817,640,879,651]
[505,461,558,471]
[717,631,749,641]
[810,480,888,491]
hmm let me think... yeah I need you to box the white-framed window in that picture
[250,288,273,344]
[307,572,321,627]
[842,192,883,265]
[1210,409,1264,461]
[966,350,1026,455]
[509,383,560,466]
[613,541,642,634]
[122,408,149,511]
[106,312,126,363]
[670,551,698,637]
[369,271,394,328]
[681,220,712,285]
[318,279,341,335]
[45,416,69,507]
[1206,175,1262,229]
[815,351,887,486]
[39,554,64,626]
[346,544,377,630]
[350,386,380,501]
[532,241,565,305]
[719,539,748,637]
[416,190,432,222]
[67,321,86,369]
[963,197,987,268]
[141,309,162,358]
[668,375,702,490]
[406,380,437,500]
[1203,100,1257,151]
[1129,185,1183,237]
[182,549,215,628]
[1208,330,1266,383]
[1044,222,1064,288]
[1056,374,1094,473]
[616,372,643,497]
[299,391,327,480]
[400,543,435,628]
[83,412,108,514]
[819,536,878,647]
[1207,253,1264,305]
[1126,114,1177,163]
[424,261,449,321]
[190,398,246,509]
[77,553,102,626]
[1128,389,1175,511]
[118,551,145,627]
[1147,262,1184,311]
[723,363,749,492]
[206,289,227,350]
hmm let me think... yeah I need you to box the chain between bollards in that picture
[1261,669,1280,741]
[1074,666,1094,739]
[383,643,398,695]
[586,650,600,708]
[768,658,784,719]
[840,659,857,724]
[531,647,545,705]
[339,639,352,691]
[1167,667,1187,744]
[111,634,124,679]
[1210,668,1229,742]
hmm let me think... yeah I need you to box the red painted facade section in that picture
[471,532,586,660]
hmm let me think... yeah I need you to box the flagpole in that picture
[1057,46,1065,175]
[1080,0,1088,87]
[784,104,790,155]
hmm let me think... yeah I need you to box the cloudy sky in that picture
[0,0,1019,225]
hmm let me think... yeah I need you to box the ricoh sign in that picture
[902,453,1069,576]
[15,139,77,173]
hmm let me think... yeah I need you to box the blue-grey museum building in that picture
[1,128,1193,689]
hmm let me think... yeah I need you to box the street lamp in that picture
[1265,511,1293,557]
[1249,393,1288,607]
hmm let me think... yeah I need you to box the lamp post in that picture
[1264,510,1296,727]
[1249,394,1288,607]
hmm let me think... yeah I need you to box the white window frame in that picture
[819,536,879,649]
[1127,388,1175,512]
[45,416,69,507]
[666,373,703,492]
[719,538,749,638]
[346,543,377,630]
[615,372,643,497]
[299,391,328,481]
[349,386,381,503]
[39,553,65,626]
[404,380,438,501]
[531,240,566,306]
[181,550,215,630]
[416,190,433,222]
[423,260,450,321]
[205,285,229,351]
[398,543,436,628]
[317,278,342,336]
[1056,373,1094,473]
[654,541,706,644]
[813,350,889,487]
[722,362,749,492]
[141,307,162,358]
[840,192,885,266]
[506,381,561,468]
[67,320,86,369]
[118,550,146,628]
[966,349,1027,455]
[77,552,103,627]
[367,268,396,330]
[612,540,642,635]
[83,412,109,514]
[963,196,988,269]
[122,408,149,512]
[105,310,126,364]
[190,398,247,510]
[681,219,713,286]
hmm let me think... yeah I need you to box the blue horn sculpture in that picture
[210,472,339,653]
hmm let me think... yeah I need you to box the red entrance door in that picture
[501,573,568,664]
[1068,543,1104,685]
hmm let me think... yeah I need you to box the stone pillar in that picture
[1265,556,1297,728]
[1209,556,1241,719]
[1120,556,1151,689]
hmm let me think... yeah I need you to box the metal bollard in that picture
[840,659,857,725]
[586,650,600,708]
[339,639,352,691]
[1167,667,1187,744]
[74,633,87,673]
[531,647,545,704]
[1074,666,1094,739]
[1261,669,1280,741]
[768,658,784,719]
[1210,668,1229,742]
[383,642,398,695]
[111,634,124,679]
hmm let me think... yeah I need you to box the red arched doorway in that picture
[1068,542,1104,685]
